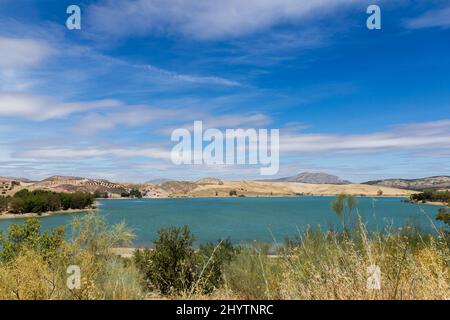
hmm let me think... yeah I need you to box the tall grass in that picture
[221,221,449,300]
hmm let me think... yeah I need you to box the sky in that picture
[0,0,449,182]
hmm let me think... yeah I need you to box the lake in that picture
[0,197,443,246]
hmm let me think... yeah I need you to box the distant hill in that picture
[196,178,224,185]
[42,175,84,182]
[363,176,450,191]
[146,178,173,184]
[0,174,418,198]
[267,172,351,184]
[0,176,33,183]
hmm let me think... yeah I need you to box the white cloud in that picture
[75,106,180,133]
[0,37,54,68]
[88,0,359,40]
[405,6,450,29]
[15,145,171,161]
[0,93,121,121]
[280,119,450,153]
[145,65,242,87]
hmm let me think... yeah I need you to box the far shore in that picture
[412,200,449,207]
[0,207,97,220]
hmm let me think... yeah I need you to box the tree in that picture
[129,189,143,199]
[229,190,237,196]
[331,193,358,229]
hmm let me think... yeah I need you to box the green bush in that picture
[195,239,240,293]
[5,189,95,214]
[0,218,65,263]
[223,244,281,299]
[134,226,196,295]
[436,208,450,228]
[134,226,239,296]
[411,190,450,203]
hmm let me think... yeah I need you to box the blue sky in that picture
[0,0,449,182]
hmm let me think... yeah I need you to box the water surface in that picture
[0,197,443,246]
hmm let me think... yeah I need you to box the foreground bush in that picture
[0,215,144,300]
[134,226,239,296]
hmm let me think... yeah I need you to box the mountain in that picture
[268,172,351,184]
[363,176,450,191]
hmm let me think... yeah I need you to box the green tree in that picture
[129,189,143,199]
[331,193,358,229]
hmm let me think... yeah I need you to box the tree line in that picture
[0,189,95,214]
[410,190,450,205]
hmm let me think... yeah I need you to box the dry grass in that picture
[218,224,449,300]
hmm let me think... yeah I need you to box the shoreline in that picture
[0,207,97,220]
[402,199,449,207]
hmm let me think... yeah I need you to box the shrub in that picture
[0,218,65,263]
[436,208,450,230]
[0,215,141,300]
[223,244,282,299]
[194,239,240,294]
[134,226,240,296]
[134,226,196,295]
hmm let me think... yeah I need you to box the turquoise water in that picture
[0,197,444,246]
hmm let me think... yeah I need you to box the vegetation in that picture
[0,202,448,300]
[437,208,450,227]
[121,189,143,198]
[223,224,449,300]
[229,190,238,196]
[331,193,358,229]
[94,190,109,199]
[0,215,142,299]
[410,190,450,205]
[134,226,239,296]
[0,189,95,214]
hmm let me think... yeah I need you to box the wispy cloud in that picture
[88,0,360,40]
[280,119,450,154]
[14,145,171,161]
[0,93,121,121]
[404,6,450,29]
[145,65,243,87]
[75,106,181,134]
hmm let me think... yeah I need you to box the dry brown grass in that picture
[217,225,449,300]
